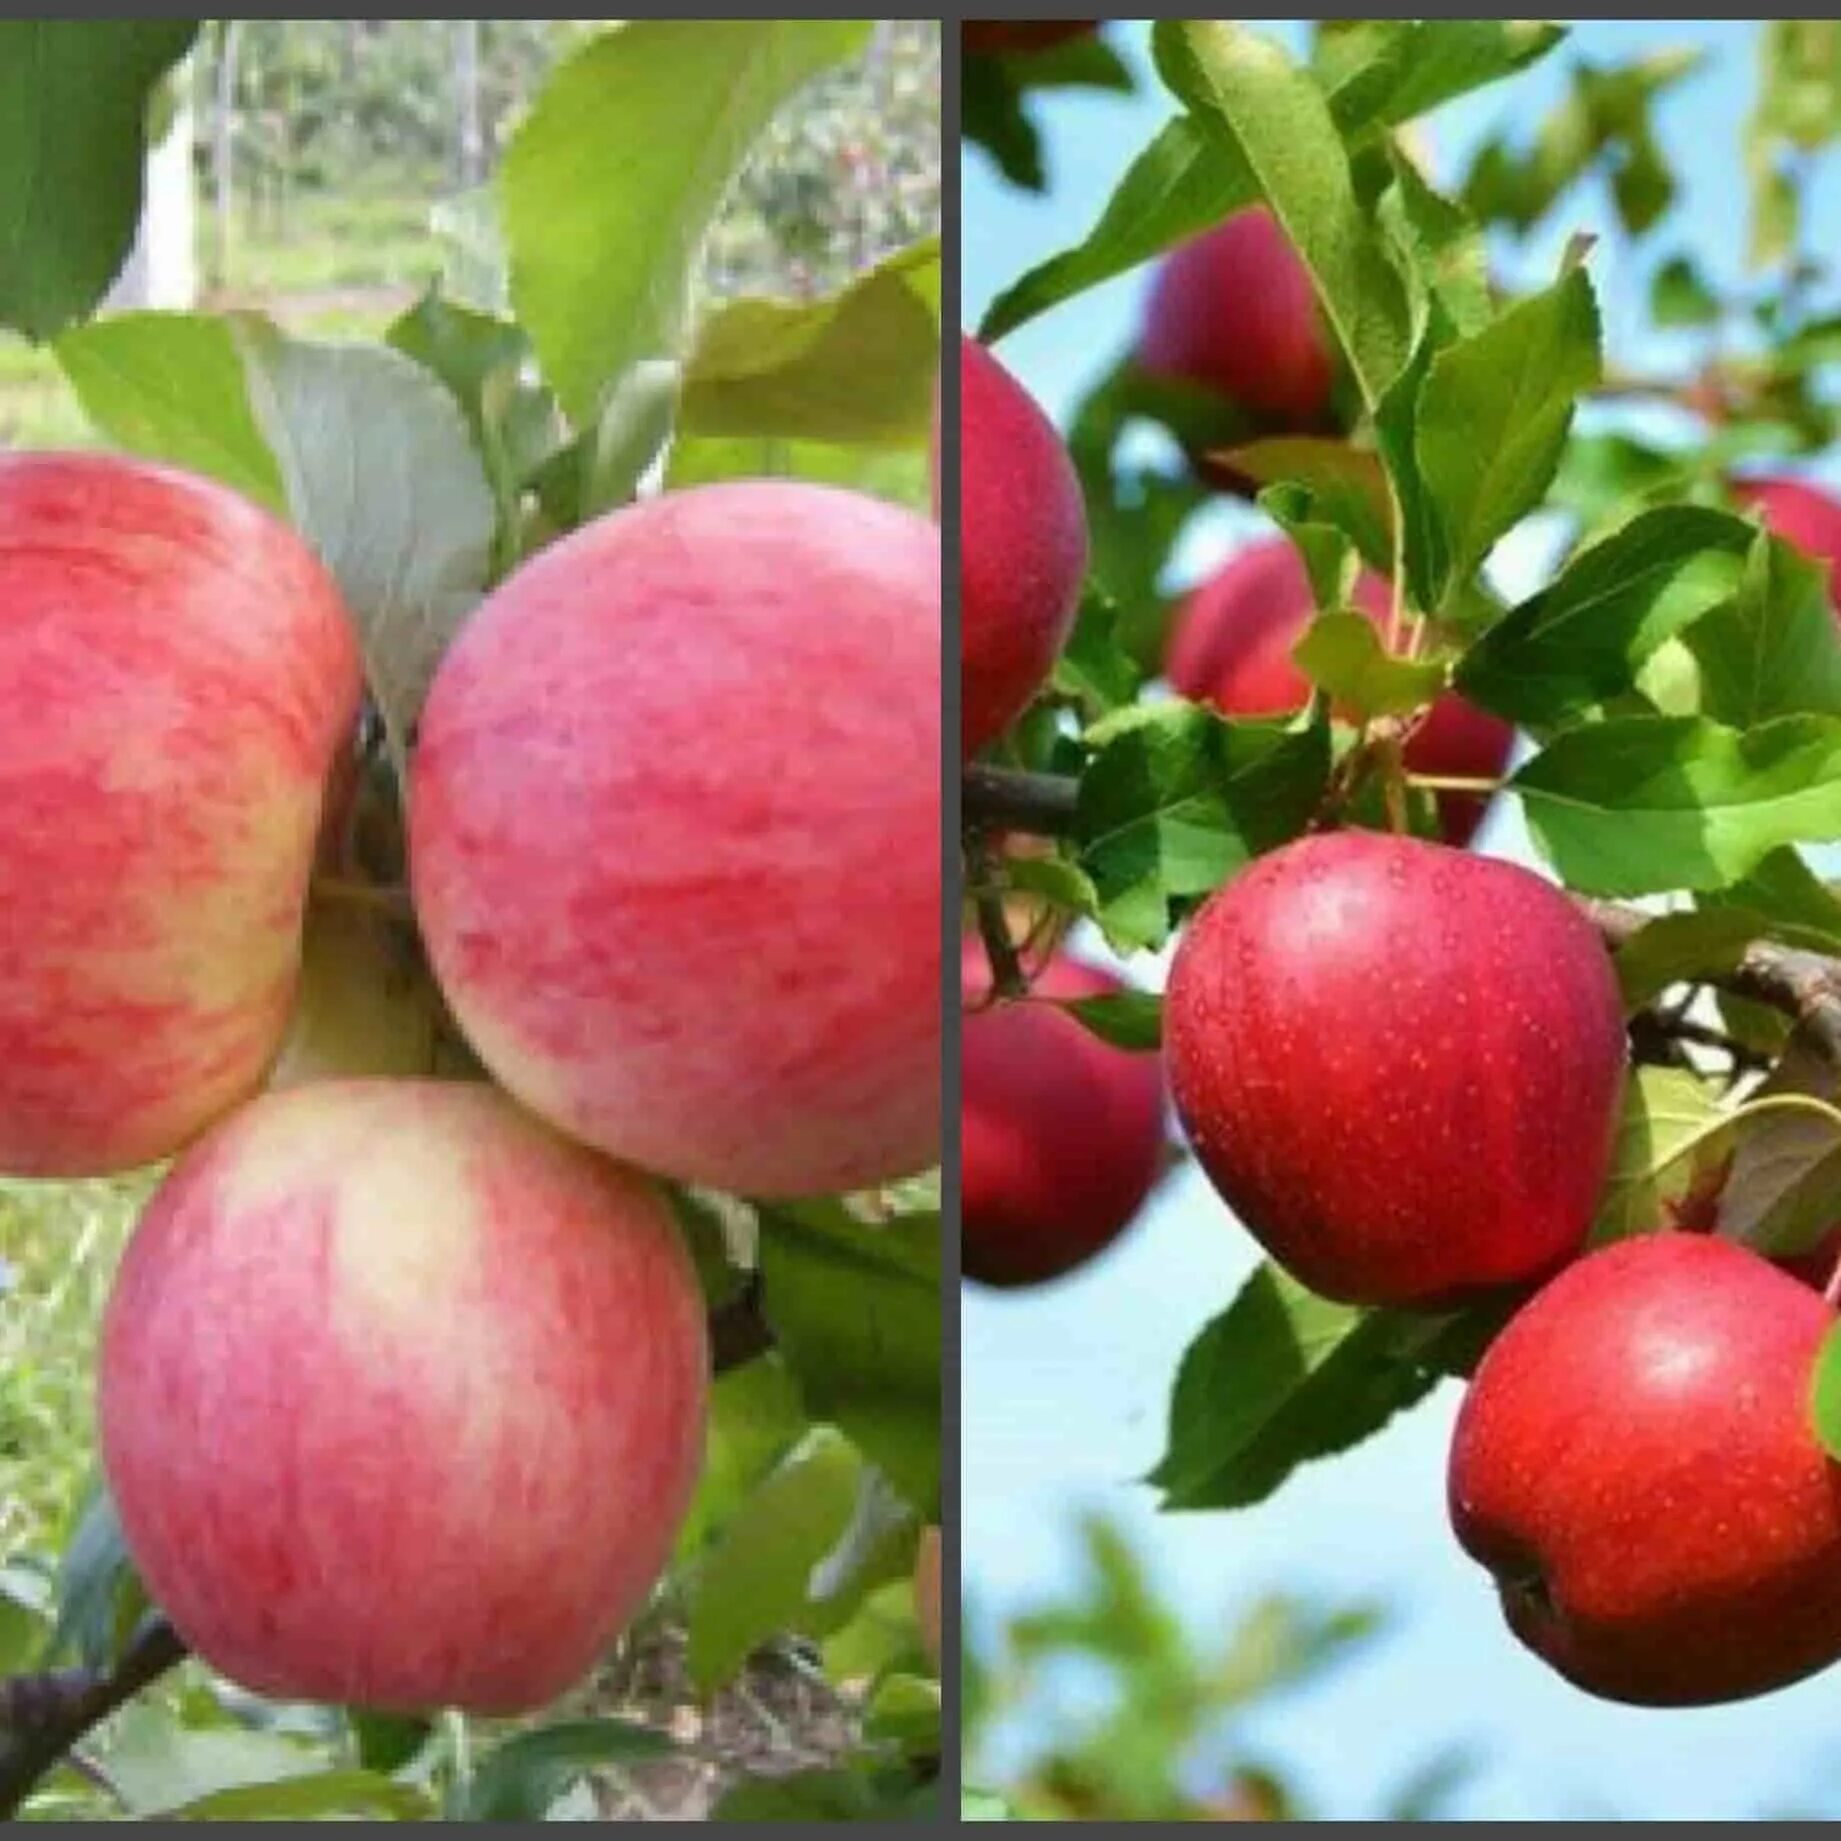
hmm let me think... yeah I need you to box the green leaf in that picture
[1225,438,1395,572]
[1415,267,1602,604]
[1455,506,1754,728]
[1292,612,1447,720]
[686,1429,904,1692]
[1316,20,1566,141]
[55,312,285,511]
[1148,1263,1442,1511]
[0,22,198,340]
[862,1673,941,1755]
[233,318,497,769]
[676,239,938,449]
[979,115,1253,344]
[1076,702,1332,951]
[757,1201,940,1509]
[1611,907,1767,1012]
[458,1720,674,1821]
[386,288,564,564]
[1370,329,1446,615]
[1049,990,1163,1053]
[1589,1067,1730,1246]
[1050,584,1143,717]
[49,1481,144,1669]
[1651,254,1720,327]
[1704,847,1841,955]
[1514,714,1841,897]
[1717,1030,1841,1262]
[1259,485,1357,612]
[1684,533,1841,726]
[168,1771,435,1822]
[347,1710,432,1777]
[93,1703,319,1818]
[1376,147,1493,340]
[501,20,870,421]
[980,19,1559,344]
[1550,433,1698,529]
[1812,1321,1841,1463]
[675,1354,810,1558]
[1155,20,1410,408]
[961,27,1135,194]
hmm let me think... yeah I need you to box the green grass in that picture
[215,178,448,300]
[0,1179,148,1562]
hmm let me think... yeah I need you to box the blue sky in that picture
[962,20,1841,1822]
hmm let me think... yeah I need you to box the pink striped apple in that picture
[99,1079,709,1715]
[410,479,941,1198]
[0,452,361,1176]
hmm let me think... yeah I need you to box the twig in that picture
[0,1288,777,1818]
[962,765,1079,838]
[1577,897,1841,1068]
[0,1615,185,1817]
[962,765,1841,1065]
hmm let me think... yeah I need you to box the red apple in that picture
[960,335,1088,759]
[411,480,940,1198]
[963,22,1096,55]
[1735,474,1841,613]
[1166,540,1514,847]
[1138,209,1336,437]
[99,1079,709,1715]
[0,453,361,1177]
[963,942,1164,1287]
[1449,1233,1841,1706]
[1165,831,1627,1307]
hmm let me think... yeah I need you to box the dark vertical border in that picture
[935,9,964,1826]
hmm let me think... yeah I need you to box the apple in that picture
[1735,474,1841,613]
[1165,831,1627,1306]
[915,1524,943,1667]
[0,452,361,1177]
[1138,209,1336,442]
[963,941,1164,1287]
[960,335,1088,759]
[99,1078,709,1715]
[411,479,940,1199]
[1166,539,1514,847]
[963,22,1096,55]
[1449,1232,1841,1706]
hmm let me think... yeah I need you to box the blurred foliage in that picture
[963,1513,1474,1822]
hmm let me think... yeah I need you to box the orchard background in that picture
[0,19,940,1823]
[963,19,1841,1822]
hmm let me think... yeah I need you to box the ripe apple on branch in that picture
[961,17,1841,1729]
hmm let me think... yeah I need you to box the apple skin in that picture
[960,335,1088,759]
[1735,475,1841,613]
[0,453,361,1177]
[963,21,1096,55]
[1165,831,1627,1307]
[1166,540,1514,847]
[99,1079,709,1716]
[963,942,1164,1287]
[1138,209,1335,436]
[411,480,940,1199]
[1449,1233,1841,1707]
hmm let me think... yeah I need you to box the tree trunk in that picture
[211,20,241,290]
[455,20,484,189]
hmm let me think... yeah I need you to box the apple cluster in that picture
[960,206,1841,1707]
[0,451,941,1715]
